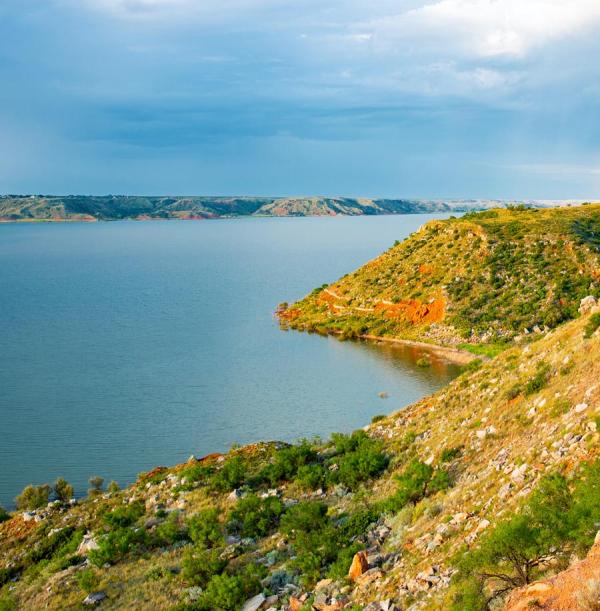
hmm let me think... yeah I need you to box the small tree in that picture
[0,506,10,523]
[107,481,120,494]
[15,484,51,510]
[54,477,74,503]
[88,476,104,497]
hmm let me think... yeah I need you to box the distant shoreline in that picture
[1,194,591,224]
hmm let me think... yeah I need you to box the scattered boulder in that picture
[83,591,107,606]
[77,533,99,555]
[579,296,599,315]
[348,551,369,581]
[241,593,265,611]
[355,568,384,586]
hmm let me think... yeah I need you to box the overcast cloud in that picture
[1,0,599,197]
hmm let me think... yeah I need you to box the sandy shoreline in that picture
[359,333,479,365]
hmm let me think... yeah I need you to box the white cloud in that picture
[372,0,600,58]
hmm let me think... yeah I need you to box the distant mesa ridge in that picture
[0,194,589,222]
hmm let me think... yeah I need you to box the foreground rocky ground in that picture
[1,297,599,610]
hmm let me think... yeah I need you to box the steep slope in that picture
[280,204,600,347]
[1,304,599,610]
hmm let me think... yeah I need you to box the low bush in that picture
[280,501,375,586]
[155,512,188,545]
[440,447,462,463]
[15,484,51,510]
[228,494,284,539]
[328,431,389,490]
[182,547,227,587]
[103,501,145,529]
[584,312,600,338]
[0,506,10,523]
[383,459,452,512]
[24,526,83,566]
[524,362,551,396]
[88,476,104,497]
[187,508,224,548]
[260,441,317,487]
[53,477,74,503]
[89,527,149,566]
[211,457,247,492]
[76,568,99,593]
[451,461,600,608]
[295,464,327,491]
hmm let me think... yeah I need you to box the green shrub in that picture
[180,463,214,484]
[24,526,83,566]
[155,512,188,545]
[338,508,379,539]
[187,508,224,548]
[328,431,389,490]
[211,457,247,492]
[228,494,284,539]
[260,441,317,486]
[371,414,386,423]
[15,484,52,510]
[107,481,121,494]
[279,501,371,586]
[327,543,362,580]
[429,468,452,493]
[53,477,74,503]
[568,460,600,553]
[295,464,327,491]
[505,384,522,400]
[524,362,550,396]
[0,592,17,611]
[281,501,329,535]
[440,447,462,463]
[461,358,483,374]
[182,547,227,587]
[89,527,148,566]
[0,506,10,523]
[103,502,145,529]
[76,568,99,593]
[584,312,600,338]
[88,476,104,497]
[451,467,600,604]
[388,460,433,510]
[200,574,246,611]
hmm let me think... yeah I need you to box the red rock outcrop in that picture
[504,535,600,610]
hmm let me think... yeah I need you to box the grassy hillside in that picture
[279,204,600,347]
[0,195,582,222]
[1,300,599,610]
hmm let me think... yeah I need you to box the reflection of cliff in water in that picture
[353,338,463,385]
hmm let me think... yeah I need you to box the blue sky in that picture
[1,0,599,198]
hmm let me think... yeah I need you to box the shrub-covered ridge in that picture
[279,204,600,346]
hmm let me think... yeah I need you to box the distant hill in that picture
[0,194,588,222]
[279,203,600,345]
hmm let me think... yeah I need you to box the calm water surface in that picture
[0,215,460,506]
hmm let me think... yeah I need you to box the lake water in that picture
[0,215,460,507]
